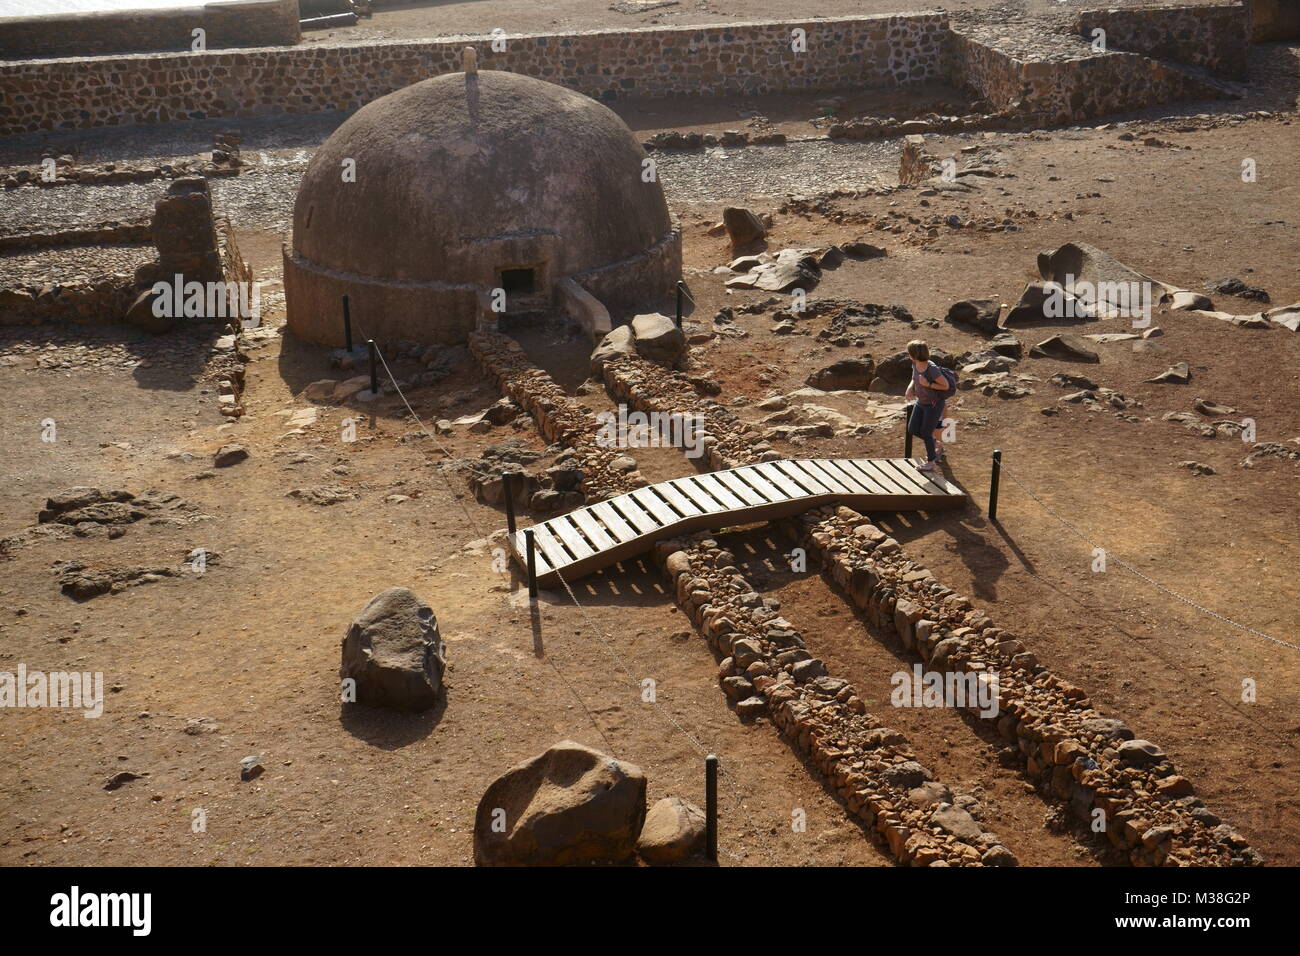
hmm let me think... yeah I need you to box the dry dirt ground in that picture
[2,73,1299,867]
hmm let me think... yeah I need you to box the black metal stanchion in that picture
[675,281,684,327]
[904,402,915,459]
[342,294,353,352]
[525,529,537,600]
[502,472,516,536]
[705,754,718,862]
[989,449,1002,521]
[367,339,378,396]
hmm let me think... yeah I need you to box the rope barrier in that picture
[998,461,1299,653]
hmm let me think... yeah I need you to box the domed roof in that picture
[291,70,673,283]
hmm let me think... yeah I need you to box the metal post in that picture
[525,529,537,599]
[989,449,1002,521]
[502,472,516,535]
[367,339,378,396]
[904,402,915,459]
[705,754,718,862]
[675,281,684,327]
[342,294,353,352]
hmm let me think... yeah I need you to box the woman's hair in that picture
[906,339,930,361]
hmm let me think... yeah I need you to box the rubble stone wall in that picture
[800,505,1261,867]
[470,331,645,502]
[1076,3,1252,80]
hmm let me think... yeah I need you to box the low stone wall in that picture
[800,505,1260,867]
[0,219,151,251]
[569,229,683,319]
[950,22,1231,125]
[656,535,1017,866]
[1077,3,1251,80]
[0,0,301,61]
[470,331,646,502]
[602,354,778,470]
[0,13,949,136]
[0,275,135,326]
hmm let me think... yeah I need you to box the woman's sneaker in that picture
[917,461,937,473]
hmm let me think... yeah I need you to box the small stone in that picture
[213,444,248,467]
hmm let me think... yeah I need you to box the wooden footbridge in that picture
[507,458,965,588]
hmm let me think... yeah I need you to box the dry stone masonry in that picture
[470,331,647,502]
[601,353,780,470]
[655,534,1017,867]
[799,505,1261,867]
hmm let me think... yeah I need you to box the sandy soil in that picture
[2,41,1298,867]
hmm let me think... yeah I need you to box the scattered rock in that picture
[474,741,647,866]
[1029,335,1100,363]
[631,312,688,369]
[722,206,767,249]
[1207,277,1270,303]
[239,755,264,781]
[340,587,446,711]
[1146,361,1191,384]
[213,443,248,467]
[103,771,143,791]
[805,357,875,390]
[637,797,707,864]
[946,298,1001,334]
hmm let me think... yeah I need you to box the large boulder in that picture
[340,587,445,711]
[590,324,636,377]
[1004,281,1094,326]
[946,298,1001,334]
[722,206,766,249]
[637,796,706,864]
[631,312,687,369]
[474,741,647,866]
[806,357,875,390]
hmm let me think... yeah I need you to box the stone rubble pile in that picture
[470,331,645,502]
[655,534,1016,867]
[799,505,1261,867]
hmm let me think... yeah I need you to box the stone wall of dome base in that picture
[283,235,680,347]
[283,250,480,348]
[569,230,683,317]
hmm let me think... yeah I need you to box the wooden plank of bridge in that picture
[590,501,637,543]
[570,508,618,551]
[674,476,730,515]
[693,472,746,510]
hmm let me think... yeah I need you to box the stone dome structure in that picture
[283,67,681,347]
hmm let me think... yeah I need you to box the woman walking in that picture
[903,339,950,473]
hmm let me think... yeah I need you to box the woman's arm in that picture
[926,367,949,392]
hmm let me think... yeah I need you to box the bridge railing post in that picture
[705,754,718,862]
[525,528,537,599]
[989,449,1002,521]
[904,402,914,459]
